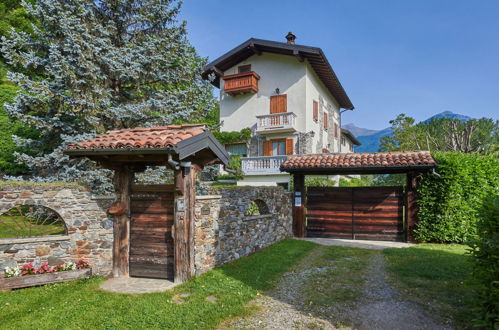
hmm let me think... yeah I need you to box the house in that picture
[202,32,360,188]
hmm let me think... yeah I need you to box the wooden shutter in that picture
[324,113,328,130]
[263,141,272,156]
[313,101,318,121]
[270,95,287,114]
[285,139,294,155]
[334,123,339,138]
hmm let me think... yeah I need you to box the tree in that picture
[380,113,498,154]
[1,0,216,189]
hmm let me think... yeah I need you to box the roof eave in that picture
[280,164,436,175]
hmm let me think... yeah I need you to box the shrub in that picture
[212,128,251,145]
[415,152,499,243]
[305,177,337,187]
[469,195,499,328]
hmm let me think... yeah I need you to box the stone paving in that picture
[100,277,177,294]
[299,237,414,250]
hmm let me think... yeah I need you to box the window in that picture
[238,64,251,73]
[270,94,287,114]
[263,138,293,156]
[225,143,247,156]
[0,205,67,239]
[313,100,318,121]
[323,113,328,130]
[341,136,346,145]
[334,123,339,138]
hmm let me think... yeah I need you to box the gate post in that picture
[112,166,133,277]
[406,172,418,243]
[292,174,305,237]
[173,163,199,283]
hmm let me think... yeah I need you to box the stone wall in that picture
[194,186,292,274]
[0,183,113,276]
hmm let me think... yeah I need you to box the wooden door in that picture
[270,95,287,114]
[129,184,174,279]
[306,186,404,241]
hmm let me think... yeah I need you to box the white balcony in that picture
[241,156,287,176]
[256,112,297,134]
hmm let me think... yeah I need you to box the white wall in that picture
[237,174,290,187]
[220,53,307,133]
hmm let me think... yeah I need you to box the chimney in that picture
[285,32,296,45]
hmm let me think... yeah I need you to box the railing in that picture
[223,71,260,95]
[256,112,297,132]
[241,156,287,175]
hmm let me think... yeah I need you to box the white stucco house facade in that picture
[202,33,360,188]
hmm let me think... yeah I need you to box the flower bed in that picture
[1,258,91,291]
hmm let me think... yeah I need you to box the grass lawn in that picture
[0,215,66,239]
[0,239,316,329]
[384,244,477,328]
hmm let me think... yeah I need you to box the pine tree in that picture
[1,0,215,190]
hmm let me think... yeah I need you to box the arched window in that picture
[245,199,270,216]
[0,205,67,239]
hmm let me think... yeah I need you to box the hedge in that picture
[469,195,499,328]
[415,152,499,243]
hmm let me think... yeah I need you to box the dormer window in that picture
[238,64,251,73]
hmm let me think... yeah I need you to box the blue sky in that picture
[180,0,499,130]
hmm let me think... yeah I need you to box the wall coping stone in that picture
[91,195,116,200]
[0,235,71,245]
[196,195,222,200]
[244,214,274,221]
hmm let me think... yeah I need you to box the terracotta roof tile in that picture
[280,151,436,171]
[67,124,206,151]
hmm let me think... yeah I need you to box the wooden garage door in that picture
[306,186,404,241]
[129,185,174,279]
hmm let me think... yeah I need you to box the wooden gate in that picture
[129,185,174,279]
[306,186,404,241]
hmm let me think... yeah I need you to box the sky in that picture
[180,0,499,130]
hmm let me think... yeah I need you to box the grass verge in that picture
[383,244,476,328]
[0,239,316,329]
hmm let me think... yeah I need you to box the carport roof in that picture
[280,151,437,175]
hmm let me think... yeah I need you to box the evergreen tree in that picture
[1,0,215,189]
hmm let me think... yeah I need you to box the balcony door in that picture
[263,138,293,156]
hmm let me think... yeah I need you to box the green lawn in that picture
[384,244,477,328]
[0,239,316,329]
[0,215,66,239]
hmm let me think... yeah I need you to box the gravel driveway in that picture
[220,243,450,330]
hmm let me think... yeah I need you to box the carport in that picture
[280,151,437,242]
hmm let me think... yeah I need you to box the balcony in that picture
[241,156,287,176]
[256,112,297,134]
[223,71,260,95]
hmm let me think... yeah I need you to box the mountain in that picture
[344,111,472,153]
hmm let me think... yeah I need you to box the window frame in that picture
[238,64,252,73]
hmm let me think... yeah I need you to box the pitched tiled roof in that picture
[67,124,206,150]
[280,151,436,171]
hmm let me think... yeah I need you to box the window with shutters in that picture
[313,100,318,122]
[263,138,293,156]
[238,64,251,73]
[270,95,287,114]
[323,113,328,130]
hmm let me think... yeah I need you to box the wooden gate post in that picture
[293,174,306,237]
[406,172,418,243]
[112,166,133,277]
[173,163,199,283]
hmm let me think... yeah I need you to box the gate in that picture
[129,185,174,279]
[306,186,404,241]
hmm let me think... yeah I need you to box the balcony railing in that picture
[256,112,297,134]
[241,156,287,175]
[223,71,260,95]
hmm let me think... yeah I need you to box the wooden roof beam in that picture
[293,50,304,62]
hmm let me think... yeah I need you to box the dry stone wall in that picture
[194,186,292,274]
[0,184,113,276]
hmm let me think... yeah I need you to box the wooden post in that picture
[173,164,198,283]
[112,166,133,277]
[293,173,306,237]
[406,172,418,243]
